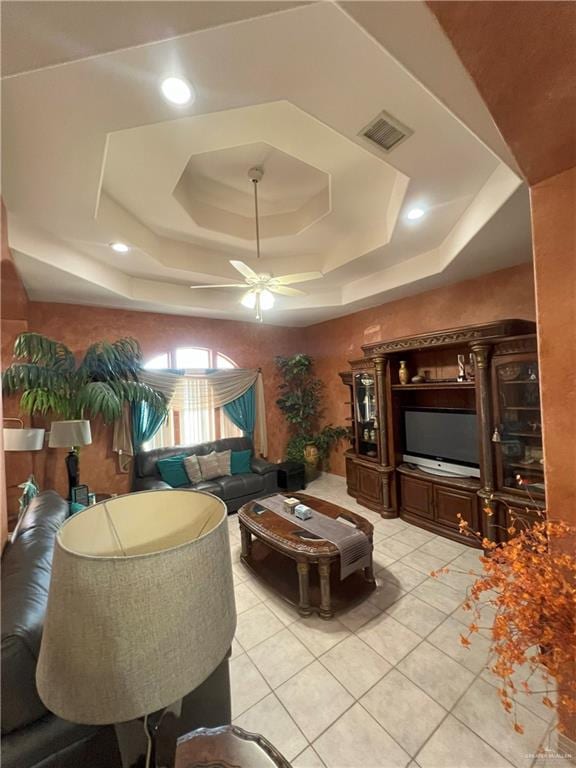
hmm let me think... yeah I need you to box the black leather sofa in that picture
[1,491,232,768]
[132,436,279,512]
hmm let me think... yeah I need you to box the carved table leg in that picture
[364,541,376,583]
[297,561,312,617]
[319,559,333,620]
[240,524,252,559]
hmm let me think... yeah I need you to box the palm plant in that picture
[2,333,167,423]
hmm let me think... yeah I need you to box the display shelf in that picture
[391,382,475,391]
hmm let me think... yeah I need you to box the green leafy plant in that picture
[2,332,167,424]
[276,354,349,465]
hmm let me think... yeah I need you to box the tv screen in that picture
[403,408,479,468]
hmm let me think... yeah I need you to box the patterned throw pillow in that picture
[197,451,222,481]
[183,454,202,485]
[216,449,231,477]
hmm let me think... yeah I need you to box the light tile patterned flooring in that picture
[226,474,558,768]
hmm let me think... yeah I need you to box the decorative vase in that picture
[399,361,410,385]
[303,443,320,482]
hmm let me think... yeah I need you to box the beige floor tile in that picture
[243,574,280,602]
[361,669,446,756]
[449,548,486,573]
[358,612,421,665]
[248,628,314,689]
[233,692,307,761]
[397,641,475,709]
[314,703,410,768]
[377,537,420,561]
[451,599,497,631]
[232,563,249,584]
[230,637,245,659]
[419,538,466,561]
[319,635,391,698]
[417,714,514,768]
[229,653,271,718]
[233,581,262,614]
[433,566,478,595]
[380,561,428,591]
[288,615,350,657]
[292,746,326,768]
[480,662,557,723]
[391,527,436,547]
[338,599,382,632]
[373,551,397,572]
[235,603,284,650]
[453,678,549,768]
[427,616,492,673]
[412,578,463,614]
[399,548,452,575]
[384,593,447,638]
[368,579,407,612]
[276,661,354,741]
[265,594,301,626]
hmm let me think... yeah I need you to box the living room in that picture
[1,3,575,768]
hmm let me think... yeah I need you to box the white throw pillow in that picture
[183,454,202,485]
[197,451,221,481]
[216,449,231,477]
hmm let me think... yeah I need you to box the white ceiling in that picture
[2,1,532,326]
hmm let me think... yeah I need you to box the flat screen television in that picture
[401,407,480,478]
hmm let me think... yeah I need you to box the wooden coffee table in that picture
[238,493,375,619]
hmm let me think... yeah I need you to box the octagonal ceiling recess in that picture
[2,1,530,325]
[172,143,331,240]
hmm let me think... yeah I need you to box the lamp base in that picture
[65,449,79,500]
[115,700,182,768]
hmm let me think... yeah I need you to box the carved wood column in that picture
[373,355,388,466]
[470,343,496,542]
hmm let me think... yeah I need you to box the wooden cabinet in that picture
[340,321,544,547]
[399,466,479,545]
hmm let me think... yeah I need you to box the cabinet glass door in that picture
[354,372,380,460]
[494,359,544,496]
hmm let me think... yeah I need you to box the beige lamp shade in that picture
[3,427,45,451]
[48,420,92,448]
[36,490,236,725]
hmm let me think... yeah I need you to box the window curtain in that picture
[224,384,256,437]
[131,401,166,451]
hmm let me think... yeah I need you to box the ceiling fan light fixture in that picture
[161,77,194,106]
[241,290,257,309]
[260,289,275,310]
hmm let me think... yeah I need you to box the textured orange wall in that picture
[531,167,576,525]
[25,303,305,500]
[306,263,537,476]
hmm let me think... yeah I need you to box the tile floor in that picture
[226,474,558,768]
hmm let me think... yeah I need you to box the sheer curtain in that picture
[180,376,215,445]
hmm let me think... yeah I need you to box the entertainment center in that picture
[340,320,545,546]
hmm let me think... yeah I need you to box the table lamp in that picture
[36,489,236,768]
[48,419,92,498]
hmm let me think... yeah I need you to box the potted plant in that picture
[275,354,349,478]
[433,485,576,735]
[2,332,167,423]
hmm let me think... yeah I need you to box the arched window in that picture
[142,346,242,450]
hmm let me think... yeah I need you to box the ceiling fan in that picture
[190,167,323,321]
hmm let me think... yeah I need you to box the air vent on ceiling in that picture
[359,111,412,153]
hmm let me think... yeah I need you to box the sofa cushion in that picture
[231,449,252,475]
[216,449,232,477]
[194,481,225,498]
[214,473,264,500]
[1,492,69,735]
[198,452,221,481]
[183,454,202,485]
[157,454,188,487]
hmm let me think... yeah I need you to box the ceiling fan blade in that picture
[190,284,246,290]
[269,285,306,297]
[272,271,324,285]
[229,260,259,281]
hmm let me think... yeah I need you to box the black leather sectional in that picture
[132,436,279,512]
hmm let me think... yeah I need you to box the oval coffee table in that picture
[237,493,375,619]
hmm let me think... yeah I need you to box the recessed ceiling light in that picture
[161,77,194,106]
[406,207,426,221]
[110,242,130,253]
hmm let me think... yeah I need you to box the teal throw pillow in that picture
[70,502,86,515]
[157,454,189,487]
[230,449,252,475]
